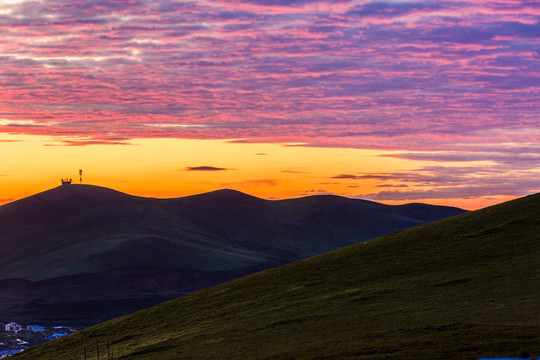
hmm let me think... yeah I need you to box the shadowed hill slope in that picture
[16,192,540,360]
[0,184,465,326]
[0,185,464,280]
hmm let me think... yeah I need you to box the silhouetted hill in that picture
[0,184,465,327]
[16,192,540,360]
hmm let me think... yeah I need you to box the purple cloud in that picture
[351,164,540,202]
[346,2,442,19]
[184,166,232,171]
[233,0,349,6]
[332,174,364,180]
[381,150,540,166]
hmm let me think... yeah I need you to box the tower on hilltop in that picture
[61,169,83,186]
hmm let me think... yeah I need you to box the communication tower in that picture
[79,169,83,184]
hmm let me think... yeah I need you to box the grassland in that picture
[15,193,540,359]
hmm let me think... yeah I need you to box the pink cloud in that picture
[0,0,539,202]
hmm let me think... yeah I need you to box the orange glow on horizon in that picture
[0,134,521,211]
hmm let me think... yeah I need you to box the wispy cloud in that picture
[342,164,540,201]
[221,179,279,188]
[281,170,307,174]
[184,166,232,171]
[44,139,133,146]
[332,174,364,180]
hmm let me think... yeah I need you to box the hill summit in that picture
[0,184,465,327]
[17,192,540,360]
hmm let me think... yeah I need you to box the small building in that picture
[27,325,45,332]
[46,333,68,341]
[61,178,72,186]
[0,349,24,358]
[52,326,74,333]
[4,322,22,333]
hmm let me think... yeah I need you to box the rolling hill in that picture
[0,184,465,327]
[15,192,540,360]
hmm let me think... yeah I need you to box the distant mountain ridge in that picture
[16,193,540,360]
[0,184,466,326]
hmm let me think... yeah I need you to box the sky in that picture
[0,0,539,210]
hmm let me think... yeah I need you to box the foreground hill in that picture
[0,184,464,327]
[16,192,540,360]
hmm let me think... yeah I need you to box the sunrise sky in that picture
[0,0,539,210]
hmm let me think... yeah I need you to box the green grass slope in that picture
[16,193,540,360]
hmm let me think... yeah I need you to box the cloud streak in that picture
[184,166,232,171]
[338,164,540,202]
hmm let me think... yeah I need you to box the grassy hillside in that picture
[16,193,540,359]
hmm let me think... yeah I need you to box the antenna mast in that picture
[79,169,83,184]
